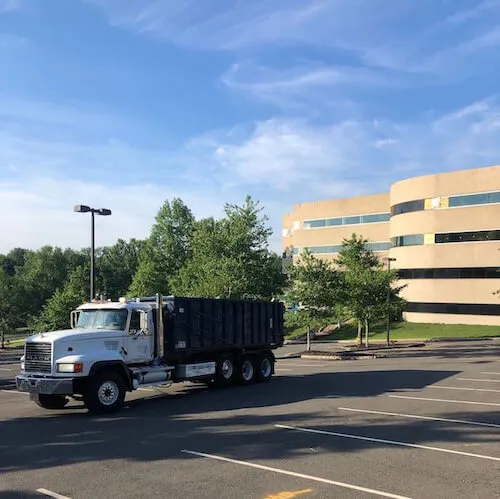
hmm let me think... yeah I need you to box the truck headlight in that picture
[20,356,25,371]
[57,362,83,373]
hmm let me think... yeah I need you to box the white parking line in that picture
[429,386,500,394]
[481,372,500,375]
[0,389,27,395]
[275,424,500,462]
[36,488,72,499]
[182,450,412,499]
[0,367,13,371]
[338,407,500,429]
[389,395,500,407]
[458,378,500,383]
[275,368,293,372]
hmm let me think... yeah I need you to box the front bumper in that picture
[16,375,75,395]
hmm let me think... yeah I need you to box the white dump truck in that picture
[16,295,284,414]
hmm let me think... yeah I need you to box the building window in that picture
[391,199,425,216]
[303,212,390,229]
[449,191,500,208]
[435,230,500,244]
[343,215,361,225]
[391,234,424,247]
[368,242,393,252]
[406,302,500,316]
[303,219,326,229]
[397,267,500,279]
[361,213,391,223]
[304,241,392,255]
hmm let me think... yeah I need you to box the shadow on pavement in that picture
[0,368,476,474]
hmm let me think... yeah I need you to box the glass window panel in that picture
[306,245,343,254]
[391,199,425,216]
[343,215,361,225]
[304,219,326,229]
[391,234,424,247]
[325,217,342,226]
[362,213,391,223]
[489,191,500,203]
[449,193,490,207]
[366,242,393,252]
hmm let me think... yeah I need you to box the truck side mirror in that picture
[139,310,149,334]
[70,310,80,329]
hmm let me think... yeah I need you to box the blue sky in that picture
[1,0,500,253]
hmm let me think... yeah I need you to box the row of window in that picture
[297,242,392,255]
[406,302,500,316]
[397,267,500,279]
[303,212,390,229]
[391,190,500,216]
[392,229,500,247]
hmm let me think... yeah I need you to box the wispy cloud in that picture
[221,61,394,112]
[445,0,500,24]
[87,0,500,85]
[0,0,22,13]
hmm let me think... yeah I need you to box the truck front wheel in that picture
[83,370,126,414]
[34,394,69,410]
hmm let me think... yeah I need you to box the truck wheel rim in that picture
[222,360,233,379]
[98,381,119,406]
[260,358,271,378]
[242,361,254,381]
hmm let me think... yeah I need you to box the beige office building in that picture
[283,165,500,325]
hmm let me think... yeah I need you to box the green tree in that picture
[30,265,89,332]
[173,196,285,299]
[287,249,341,350]
[15,246,86,323]
[0,270,24,348]
[129,198,195,296]
[97,238,143,299]
[336,234,405,346]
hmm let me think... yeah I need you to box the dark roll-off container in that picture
[159,296,284,363]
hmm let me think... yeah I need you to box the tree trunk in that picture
[306,326,311,352]
[357,321,362,347]
[0,329,4,349]
[365,319,369,348]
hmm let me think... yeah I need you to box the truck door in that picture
[125,310,154,363]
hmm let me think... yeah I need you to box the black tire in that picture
[236,355,256,385]
[83,370,126,414]
[214,354,235,387]
[34,394,69,410]
[256,353,274,383]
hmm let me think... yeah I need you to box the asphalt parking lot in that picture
[1,341,500,499]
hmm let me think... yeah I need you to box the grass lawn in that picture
[286,320,500,341]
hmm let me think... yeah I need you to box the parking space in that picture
[1,342,500,498]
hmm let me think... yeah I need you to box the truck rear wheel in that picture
[34,394,69,410]
[214,355,235,387]
[236,355,256,385]
[83,370,126,414]
[256,353,273,382]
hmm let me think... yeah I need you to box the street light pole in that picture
[73,205,112,302]
[90,209,95,302]
[386,257,396,347]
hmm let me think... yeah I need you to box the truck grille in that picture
[25,343,52,373]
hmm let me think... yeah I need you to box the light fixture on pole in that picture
[73,205,112,301]
[385,257,396,346]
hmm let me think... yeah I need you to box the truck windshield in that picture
[76,309,128,331]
